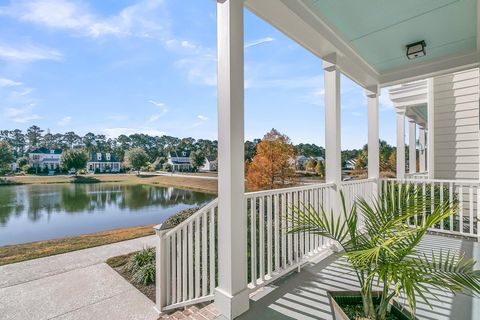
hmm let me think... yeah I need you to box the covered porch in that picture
[155,1,480,319]
[235,234,480,320]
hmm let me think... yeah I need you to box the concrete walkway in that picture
[0,236,159,320]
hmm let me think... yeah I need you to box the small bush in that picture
[132,263,156,286]
[125,247,155,272]
[125,247,156,285]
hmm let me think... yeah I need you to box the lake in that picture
[0,184,215,246]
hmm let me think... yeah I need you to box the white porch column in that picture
[427,78,435,179]
[419,127,426,172]
[408,120,417,174]
[215,0,249,319]
[366,87,379,181]
[324,56,341,186]
[396,110,406,179]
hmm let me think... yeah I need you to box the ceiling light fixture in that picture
[406,40,426,60]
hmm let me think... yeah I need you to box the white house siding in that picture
[433,68,479,181]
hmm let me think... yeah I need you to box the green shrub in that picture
[125,247,156,285]
[132,262,156,286]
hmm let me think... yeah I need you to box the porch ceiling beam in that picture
[380,50,480,87]
[245,0,379,88]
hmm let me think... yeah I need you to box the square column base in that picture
[214,287,249,319]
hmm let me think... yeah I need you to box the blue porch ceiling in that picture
[303,0,477,73]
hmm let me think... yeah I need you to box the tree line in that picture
[0,125,397,178]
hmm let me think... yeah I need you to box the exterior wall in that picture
[29,153,61,169]
[433,68,479,180]
[87,162,121,173]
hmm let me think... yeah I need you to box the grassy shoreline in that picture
[0,225,156,266]
[1,173,218,194]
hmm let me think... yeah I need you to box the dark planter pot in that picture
[328,291,417,320]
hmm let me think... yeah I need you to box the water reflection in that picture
[0,184,214,245]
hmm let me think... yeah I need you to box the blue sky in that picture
[0,0,396,149]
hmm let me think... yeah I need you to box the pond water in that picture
[0,184,215,246]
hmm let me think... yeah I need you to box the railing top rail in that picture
[245,182,334,197]
[405,171,428,177]
[381,178,480,185]
[164,198,218,237]
[340,177,377,186]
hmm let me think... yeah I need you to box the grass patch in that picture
[0,224,155,266]
[3,174,218,193]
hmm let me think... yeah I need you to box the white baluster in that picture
[267,195,272,277]
[202,211,208,296]
[209,207,216,294]
[182,225,187,301]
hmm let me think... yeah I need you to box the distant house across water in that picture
[165,151,193,171]
[29,148,62,171]
[200,156,217,172]
[87,152,121,173]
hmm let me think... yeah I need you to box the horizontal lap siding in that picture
[434,68,479,181]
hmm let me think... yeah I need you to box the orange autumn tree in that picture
[246,129,296,191]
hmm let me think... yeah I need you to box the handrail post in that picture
[154,224,169,314]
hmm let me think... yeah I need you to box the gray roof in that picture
[30,147,62,154]
[88,152,119,163]
[170,151,191,158]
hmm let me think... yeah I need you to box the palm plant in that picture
[288,183,480,320]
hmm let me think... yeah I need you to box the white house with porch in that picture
[390,68,480,181]
[153,1,480,319]
[164,151,193,171]
[87,152,121,173]
[28,147,62,171]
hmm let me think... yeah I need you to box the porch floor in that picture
[227,234,480,320]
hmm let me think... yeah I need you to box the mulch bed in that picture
[106,252,156,302]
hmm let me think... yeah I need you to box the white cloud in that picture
[245,37,275,49]
[192,114,209,127]
[57,116,72,126]
[0,44,62,62]
[148,99,166,109]
[103,127,165,138]
[174,52,216,87]
[304,88,325,106]
[148,100,168,121]
[5,103,42,123]
[0,0,168,39]
[0,77,22,87]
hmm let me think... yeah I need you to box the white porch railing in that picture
[245,183,335,291]
[381,178,480,238]
[155,199,219,312]
[154,179,376,313]
[405,172,428,180]
[155,177,479,313]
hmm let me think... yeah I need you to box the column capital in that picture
[322,53,338,72]
[395,108,406,116]
[365,85,379,98]
[408,118,416,124]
